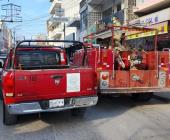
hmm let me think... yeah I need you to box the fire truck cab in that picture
[73,25,170,101]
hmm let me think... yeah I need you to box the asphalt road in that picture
[1,94,170,140]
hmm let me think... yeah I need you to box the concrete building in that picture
[129,0,170,50]
[47,0,65,46]
[133,0,170,16]
[79,0,137,41]
[63,0,81,41]
[47,0,81,46]
[34,34,48,46]
[0,22,12,50]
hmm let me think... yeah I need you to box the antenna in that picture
[1,3,22,22]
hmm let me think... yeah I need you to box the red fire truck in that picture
[72,25,170,101]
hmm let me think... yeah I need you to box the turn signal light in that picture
[3,71,14,94]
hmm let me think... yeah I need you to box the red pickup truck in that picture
[0,40,98,125]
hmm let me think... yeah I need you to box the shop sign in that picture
[130,8,170,26]
[127,21,168,40]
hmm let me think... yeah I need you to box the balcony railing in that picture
[67,16,80,28]
[49,0,62,15]
[48,26,63,38]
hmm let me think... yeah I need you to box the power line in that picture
[22,14,49,22]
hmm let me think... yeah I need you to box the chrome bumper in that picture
[100,87,170,94]
[7,96,98,115]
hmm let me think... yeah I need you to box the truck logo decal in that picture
[159,71,166,87]
[54,79,61,85]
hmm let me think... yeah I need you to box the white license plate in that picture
[49,99,64,108]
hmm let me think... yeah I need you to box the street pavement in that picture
[1,94,170,140]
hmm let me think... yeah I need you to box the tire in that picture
[0,92,3,100]
[131,93,153,102]
[3,102,17,125]
[71,108,87,117]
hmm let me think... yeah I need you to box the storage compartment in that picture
[147,52,157,70]
[114,71,130,87]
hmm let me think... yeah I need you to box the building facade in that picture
[34,34,48,46]
[63,0,81,41]
[0,22,12,50]
[47,0,65,45]
[79,0,137,41]
[47,0,81,46]
[130,0,170,50]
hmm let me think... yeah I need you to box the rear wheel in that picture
[0,90,3,100]
[3,102,17,125]
[131,93,153,101]
[71,108,87,117]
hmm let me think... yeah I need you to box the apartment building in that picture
[47,0,65,45]
[79,0,137,41]
[34,34,48,46]
[47,0,81,46]
[63,0,81,41]
[0,22,12,50]
[130,0,170,50]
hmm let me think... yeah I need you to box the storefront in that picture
[129,8,170,50]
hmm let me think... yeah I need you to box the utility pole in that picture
[13,29,15,45]
[1,3,22,22]
[64,23,66,40]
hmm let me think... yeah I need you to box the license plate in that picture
[49,99,64,108]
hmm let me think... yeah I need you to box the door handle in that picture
[51,75,63,79]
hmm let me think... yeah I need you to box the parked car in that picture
[1,40,98,125]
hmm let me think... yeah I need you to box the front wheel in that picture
[3,102,17,125]
[131,93,153,102]
[71,108,87,117]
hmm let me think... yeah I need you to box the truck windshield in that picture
[15,50,67,70]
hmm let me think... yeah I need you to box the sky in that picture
[0,0,50,39]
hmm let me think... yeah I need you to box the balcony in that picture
[55,8,64,17]
[49,0,62,15]
[48,26,63,39]
[88,0,104,5]
[47,19,57,31]
[67,15,80,28]
[134,0,170,16]
[47,16,68,31]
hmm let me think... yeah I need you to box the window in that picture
[117,4,121,12]
[16,50,61,69]
[102,7,112,24]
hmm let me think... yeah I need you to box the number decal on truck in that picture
[159,71,166,87]
[67,73,80,92]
